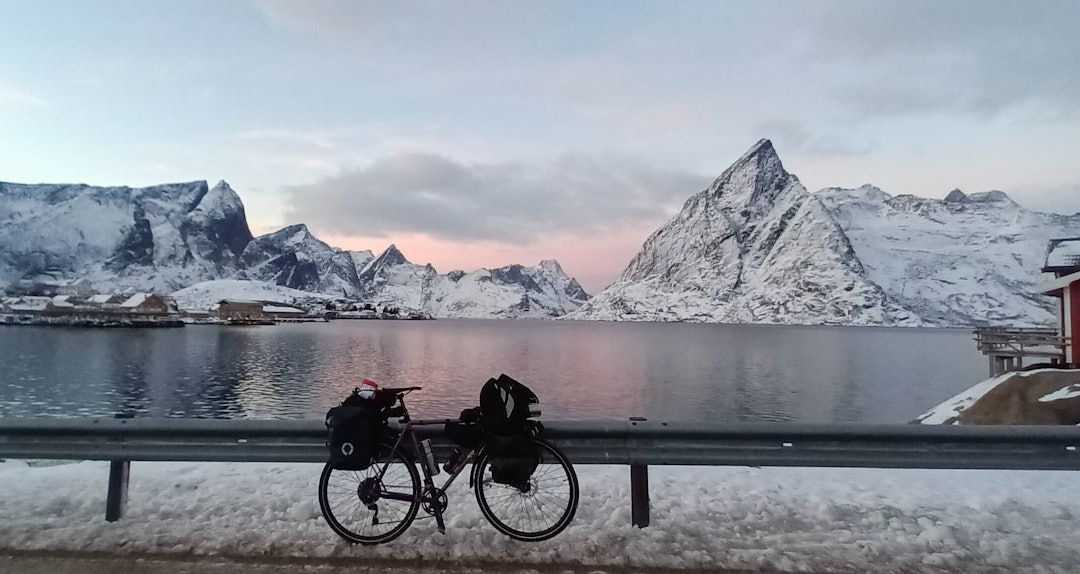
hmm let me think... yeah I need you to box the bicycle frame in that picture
[376,414,480,534]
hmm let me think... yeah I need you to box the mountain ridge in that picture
[572,140,916,325]
[571,140,1077,327]
[0,180,588,318]
[4,141,1076,326]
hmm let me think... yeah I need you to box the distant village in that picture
[0,277,431,327]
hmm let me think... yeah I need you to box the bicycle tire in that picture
[473,437,579,541]
[318,441,421,544]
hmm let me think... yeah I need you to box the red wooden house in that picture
[1038,238,1080,366]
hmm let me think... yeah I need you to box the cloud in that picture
[800,0,1080,119]
[1008,183,1080,216]
[252,0,391,48]
[283,152,707,243]
[0,86,46,107]
[252,0,546,55]
[756,121,874,158]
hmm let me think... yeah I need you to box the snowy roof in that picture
[262,304,304,314]
[8,296,51,311]
[50,295,75,308]
[1044,238,1080,270]
[120,293,149,308]
[88,294,114,304]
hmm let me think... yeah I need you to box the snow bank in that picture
[915,371,1017,424]
[1,461,1078,572]
[916,368,1080,425]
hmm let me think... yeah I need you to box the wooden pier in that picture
[974,327,1068,376]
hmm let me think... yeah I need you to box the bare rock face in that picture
[958,370,1080,425]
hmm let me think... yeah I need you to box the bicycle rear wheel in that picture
[473,437,579,541]
[318,441,421,544]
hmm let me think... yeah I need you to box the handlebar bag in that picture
[445,406,485,449]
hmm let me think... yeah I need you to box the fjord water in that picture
[0,320,986,423]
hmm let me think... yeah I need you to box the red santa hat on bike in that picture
[358,379,379,398]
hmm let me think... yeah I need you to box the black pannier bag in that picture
[325,387,397,471]
[487,432,541,491]
[443,375,544,488]
[444,406,485,450]
[326,405,381,470]
[479,374,541,434]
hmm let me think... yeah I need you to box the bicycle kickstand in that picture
[434,508,446,534]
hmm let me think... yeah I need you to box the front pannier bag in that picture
[477,375,543,490]
[479,374,541,434]
[443,375,545,489]
[487,432,540,491]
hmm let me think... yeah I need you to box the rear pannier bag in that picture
[326,405,381,471]
[479,374,540,433]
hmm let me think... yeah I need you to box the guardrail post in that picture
[630,463,649,528]
[105,413,131,522]
[105,459,129,522]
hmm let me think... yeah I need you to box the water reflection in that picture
[0,320,987,423]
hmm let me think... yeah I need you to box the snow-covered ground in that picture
[1,460,1078,573]
[170,279,334,312]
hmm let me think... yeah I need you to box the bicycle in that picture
[318,386,579,544]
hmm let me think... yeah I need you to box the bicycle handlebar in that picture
[380,386,422,394]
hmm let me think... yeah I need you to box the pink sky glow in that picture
[322,231,649,295]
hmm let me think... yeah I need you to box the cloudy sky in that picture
[1,1,1077,292]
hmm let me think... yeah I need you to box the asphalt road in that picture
[0,551,776,574]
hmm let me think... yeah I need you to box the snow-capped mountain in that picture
[237,224,362,298]
[816,186,1077,326]
[356,244,439,309]
[571,140,1079,327]
[355,245,589,318]
[571,140,917,325]
[0,179,588,318]
[0,180,251,293]
[8,146,1073,326]
[429,259,589,318]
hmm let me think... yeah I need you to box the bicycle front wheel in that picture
[474,437,579,541]
[318,441,421,544]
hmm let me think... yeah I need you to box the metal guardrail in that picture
[2,418,1080,524]
[3,418,1080,469]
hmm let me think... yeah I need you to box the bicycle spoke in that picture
[319,445,422,544]
[474,439,579,541]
